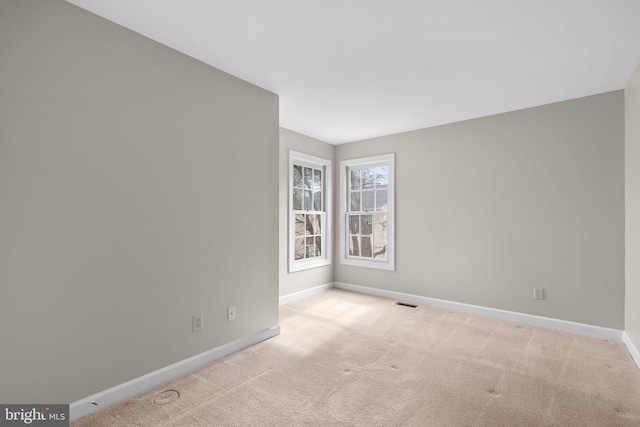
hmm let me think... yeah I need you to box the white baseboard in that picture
[69,325,280,422]
[279,282,335,304]
[334,282,624,341]
[623,332,640,370]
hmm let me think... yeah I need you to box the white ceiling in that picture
[66,0,640,144]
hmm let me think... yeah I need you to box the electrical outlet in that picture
[192,313,203,332]
[227,306,236,321]
[533,287,545,300]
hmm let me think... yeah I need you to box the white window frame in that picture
[339,153,395,271]
[289,150,332,273]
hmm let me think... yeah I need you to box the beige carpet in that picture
[72,289,640,426]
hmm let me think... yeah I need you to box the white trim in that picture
[339,153,395,271]
[623,332,640,370]
[289,150,332,273]
[70,325,280,422]
[279,282,335,305]
[334,282,624,341]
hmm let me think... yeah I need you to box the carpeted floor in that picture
[72,289,640,426]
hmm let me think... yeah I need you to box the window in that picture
[289,151,332,272]
[339,153,395,270]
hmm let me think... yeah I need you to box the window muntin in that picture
[340,154,394,270]
[289,151,331,272]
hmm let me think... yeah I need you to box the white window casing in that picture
[339,153,395,271]
[289,150,332,272]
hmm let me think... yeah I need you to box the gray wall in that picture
[335,92,625,329]
[626,64,640,346]
[0,0,279,403]
[279,128,335,297]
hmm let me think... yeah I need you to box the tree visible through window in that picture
[347,165,388,259]
[292,164,324,260]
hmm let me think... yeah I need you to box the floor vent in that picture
[396,302,418,308]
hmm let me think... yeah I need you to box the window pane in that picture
[306,214,315,236]
[304,190,312,210]
[373,235,387,259]
[314,169,322,188]
[350,192,360,211]
[373,214,387,236]
[315,214,322,234]
[348,215,359,234]
[295,214,305,236]
[349,236,360,256]
[375,189,388,211]
[305,237,315,258]
[293,189,303,211]
[315,236,322,256]
[362,190,374,211]
[363,168,375,190]
[361,215,373,236]
[313,190,322,211]
[294,237,305,260]
[350,169,361,190]
[304,167,312,189]
[293,165,303,187]
[361,236,372,257]
[376,166,388,187]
